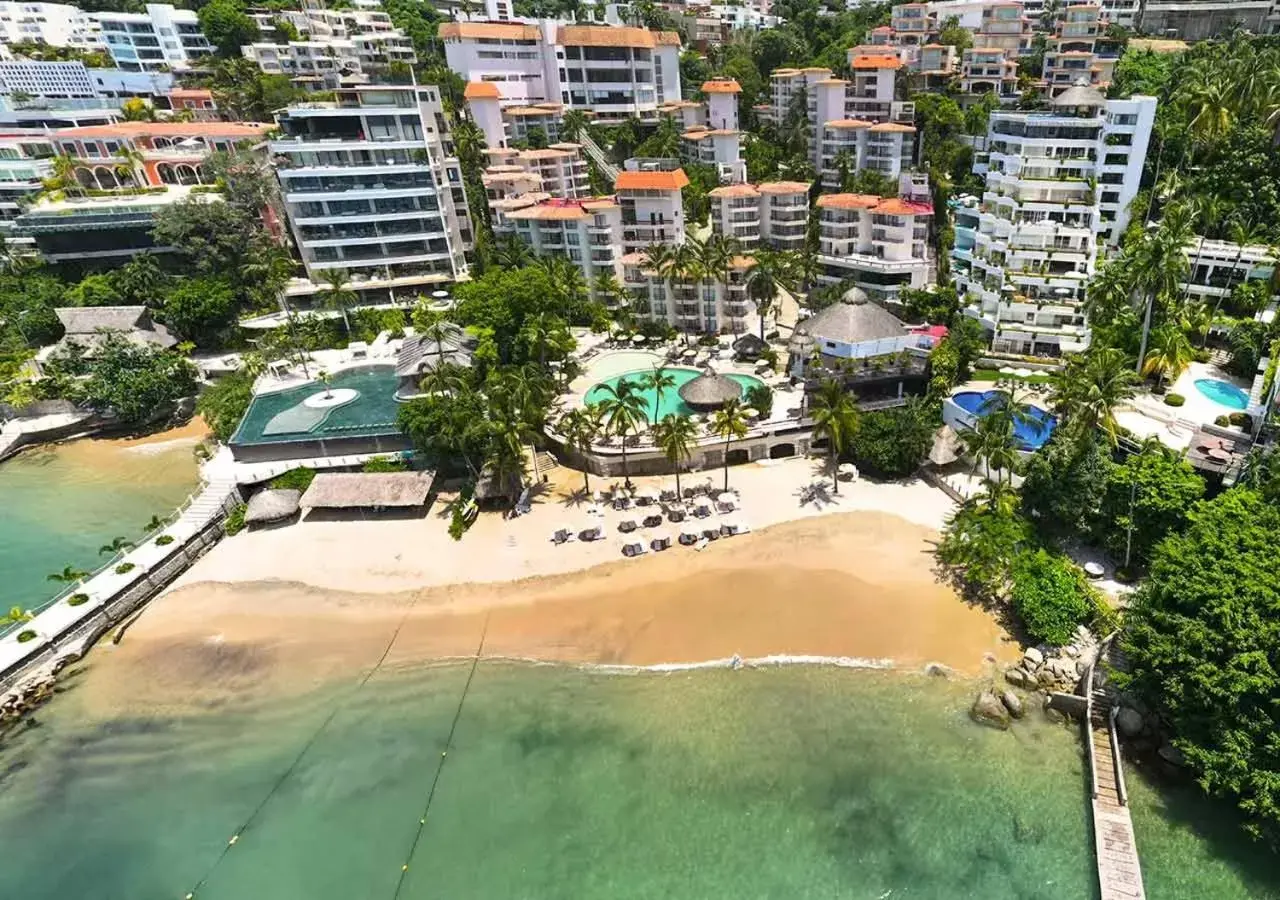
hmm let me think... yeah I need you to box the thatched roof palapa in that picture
[244,489,301,525]
[300,472,436,509]
[678,371,744,409]
[732,333,768,358]
[789,288,905,350]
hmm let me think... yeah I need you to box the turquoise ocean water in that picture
[0,436,201,617]
[0,662,1274,899]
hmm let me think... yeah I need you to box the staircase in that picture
[577,130,619,184]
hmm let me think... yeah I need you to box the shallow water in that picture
[0,663,1273,899]
[0,435,201,617]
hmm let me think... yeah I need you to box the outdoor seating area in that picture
[549,480,751,555]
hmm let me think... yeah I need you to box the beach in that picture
[79,457,1018,719]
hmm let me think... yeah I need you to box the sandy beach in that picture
[76,458,1017,717]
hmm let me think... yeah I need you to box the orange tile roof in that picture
[870,122,916,133]
[682,128,737,139]
[439,22,541,40]
[464,81,501,100]
[558,25,665,48]
[614,168,690,191]
[873,197,933,215]
[824,118,874,129]
[508,203,590,221]
[729,255,756,269]
[801,67,832,74]
[55,122,270,139]
[709,183,760,198]
[701,78,742,93]
[504,106,561,117]
[817,193,883,210]
[167,88,213,99]
[851,55,904,70]
[656,31,682,46]
[758,181,810,194]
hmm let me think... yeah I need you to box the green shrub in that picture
[1163,393,1185,407]
[67,593,89,607]
[114,562,136,574]
[1215,415,1230,427]
[361,456,408,473]
[1010,550,1097,646]
[17,629,36,643]
[155,534,174,546]
[744,383,773,418]
[225,503,246,536]
[268,467,317,492]
[1194,349,1211,364]
[1229,412,1251,428]
[974,360,999,371]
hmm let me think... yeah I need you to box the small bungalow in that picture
[37,306,175,372]
[395,329,476,397]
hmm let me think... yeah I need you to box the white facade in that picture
[0,130,52,249]
[615,165,687,254]
[815,190,933,305]
[505,196,624,303]
[708,180,811,251]
[0,2,100,49]
[0,59,96,99]
[622,251,757,335]
[440,21,682,121]
[482,143,590,199]
[818,120,916,189]
[271,85,472,297]
[1180,238,1277,306]
[242,4,415,88]
[951,91,1157,356]
[95,4,212,72]
[1042,4,1120,98]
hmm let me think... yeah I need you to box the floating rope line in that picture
[391,613,490,899]
[182,597,421,899]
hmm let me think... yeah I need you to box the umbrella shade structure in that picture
[928,425,962,466]
[837,463,859,482]
[720,520,740,536]
[244,489,301,527]
[701,526,721,540]
[677,371,744,411]
[1084,561,1105,578]
[732,333,768,359]
[613,495,633,510]
[635,490,658,506]
[631,334,647,345]
[716,494,737,512]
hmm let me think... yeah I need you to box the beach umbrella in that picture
[631,334,647,345]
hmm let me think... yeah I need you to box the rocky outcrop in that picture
[0,653,80,731]
[1004,626,1099,695]
[1000,690,1024,719]
[971,690,1012,730]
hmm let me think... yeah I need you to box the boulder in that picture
[1076,660,1089,676]
[1158,742,1188,769]
[1004,667,1030,688]
[1023,647,1044,668]
[924,662,954,678]
[971,690,1012,730]
[1043,706,1068,725]
[1116,707,1145,738]
[1035,668,1058,687]
[1060,644,1078,658]
[1001,690,1025,719]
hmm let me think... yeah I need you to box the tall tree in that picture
[809,378,858,494]
[653,413,698,500]
[597,380,648,488]
[319,269,357,336]
[709,398,748,492]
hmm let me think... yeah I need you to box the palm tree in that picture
[113,146,144,189]
[419,312,462,372]
[559,405,601,493]
[99,536,133,557]
[709,398,749,492]
[1142,325,1194,390]
[0,606,32,627]
[809,378,858,494]
[653,413,698,499]
[47,565,89,585]
[47,153,83,197]
[638,364,675,423]
[319,269,356,335]
[1208,215,1266,341]
[1130,211,1191,373]
[597,380,648,488]
[560,108,589,143]
[592,270,626,310]
[744,248,793,341]
[492,232,533,269]
[142,514,165,532]
[962,397,1023,486]
[1050,347,1137,447]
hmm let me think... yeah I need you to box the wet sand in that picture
[80,512,1016,718]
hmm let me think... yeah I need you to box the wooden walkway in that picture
[1086,639,1146,900]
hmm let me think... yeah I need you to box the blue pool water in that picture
[585,367,765,422]
[952,390,1057,450]
[1193,378,1249,410]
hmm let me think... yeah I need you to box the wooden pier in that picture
[1084,638,1145,900]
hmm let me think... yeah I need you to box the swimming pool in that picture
[585,367,765,422]
[231,365,403,446]
[951,390,1057,450]
[1193,378,1249,410]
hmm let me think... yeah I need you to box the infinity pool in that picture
[1193,378,1249,410]
[951,390,1057,450]
[585,367,765,422]
[231,365,402,446]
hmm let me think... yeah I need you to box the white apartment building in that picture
[440,21,682,121]
[95,4,212,72]
[815,185,934,305]
[959,47,1018,99]
[621,250,756,335]
[271,84,473,301]
[1180,238,1277,307]
[242,3,415,89]
[1042,4,1119,98]
[0,129,53,249]
[483,143,589,199]
[708,180,810,251]
[818,120,916,189]
[615,165,686,254]
[951,87,1157,356]
[505,196,623,302]
[676,76,745,183]
[0,59,96,100]
[464,80,571,149]
[0,2,100,49]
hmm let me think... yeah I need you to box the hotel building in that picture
[708,181,811,251]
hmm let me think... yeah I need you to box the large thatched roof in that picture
[300,471,436,509]
[51,305,175,356]
[244,488,301,525]
[678,371,743,409]
[791,289,905,348]
[395,329,475,377]
[1052,82,1105,108]
[732,333,768,358]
